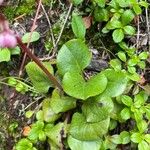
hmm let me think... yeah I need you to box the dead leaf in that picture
[22,126,31,136]
[82,16,92,29]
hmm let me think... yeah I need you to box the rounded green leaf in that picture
[121,95,133,107]
[42,99,61,123]
[112,29,124,43]
[131,132,143,143]
[50,89,76,113]
[120,107,131,120]
[71,15,86,39]
[124,25,135,35]
[94,8,109,22]
[69,113,110,141]
[68,135,102,150]
[0,48,11,62]
[121,9,135,25]
[117,51,126,62]
[101,69,128,97]
[26,62,54,93]
[57,39,92,76]
[82,96,114,122]
[63,71,107,100]
[22,32,40,43]
[138,140,149,150]
[15,138,33,150]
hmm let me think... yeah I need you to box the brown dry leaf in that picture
[138,75,146,85]
[82,16,93,29]
[22,126,31,136]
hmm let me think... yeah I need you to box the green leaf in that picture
[26,62,54,93]
[22,31,40,43]
[63,71,107,100]
[120,131,130,144]
[121,9,135,25]
[139,52,149,60]
[131,132,143,143]
[28,121,44,141]
[71,0,83,5]
[120,107,131,120]
[144,134,150,143]
[94,8,109,22]
[36,110,44,121]
[117,51,126,62]
[94,0,106,7]
[0,48,11,62]
[102,69,128,97]
[42,99,61,123]
[57,39,91,76]
[71,15,86,39]
[137,120,148,133]
[10,46,20,55]
[46,123,68,147]
[134,92,146,108]
[110,135,122,144]
[121,95,133,107]
[50,89,76,113]
[139,1,149,8]
[133,4,142,15]
[82,96,113,122]
[138,140,149,150]
[39,131,46,141]
[15,138,36,150]
[25,110,34,119]
[123,25,136,35]
[112,29,124,43]
[69,113,110,141]
[110,59,122,70]
[68,135,102,150]
[110,20,123,29]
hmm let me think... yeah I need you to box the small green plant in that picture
[0,0,150,150]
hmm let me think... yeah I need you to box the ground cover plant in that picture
[0,0,150,150]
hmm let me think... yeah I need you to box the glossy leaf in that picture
[112,29,124,43]
[57,39,91,76]
[68,135,102,150]
[63,71,107,100]
[138,140,149,150]
[121,95,133,107]
[46,123,68,147]
[131,132,143,143]
[26,62,54,93]
[124,25,135,35]
[69,113,110,141]
[120,107,131,120]
[71,15,86,39]
[22,31,40,43]
[0,48,10,62]
[101,69,128,97]
[82,96,113,122]
[42,99,61,123]
[121,9,135,25]
[50,89,76,113]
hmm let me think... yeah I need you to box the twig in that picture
[19,0,42,76]
[16,36,63,91]
[136,15,140,49]
[41,3,56,47]
[145,1,150,52]
[49,3,73,56]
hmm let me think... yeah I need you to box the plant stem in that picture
[16,36,63,91]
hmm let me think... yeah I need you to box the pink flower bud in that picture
[0,0,4,5]
[0,31,17,48]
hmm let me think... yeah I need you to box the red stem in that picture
[16,36,63,91]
